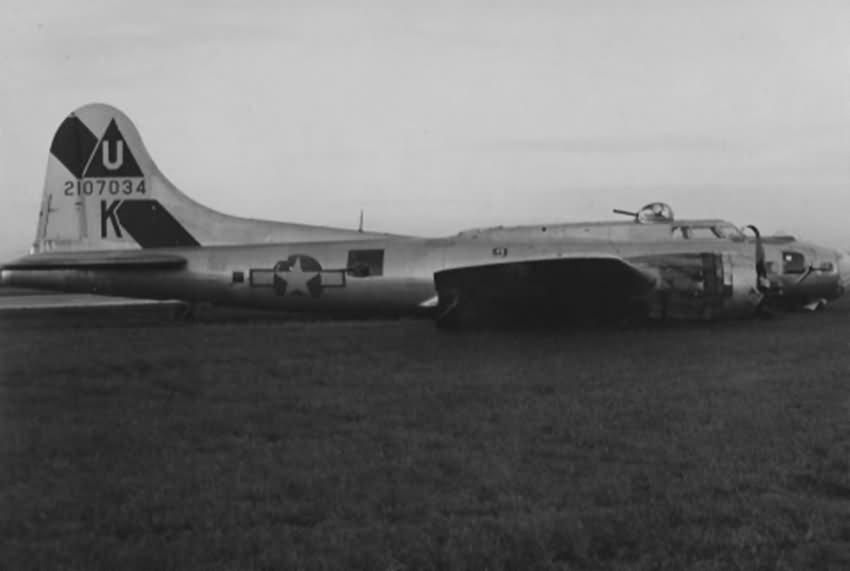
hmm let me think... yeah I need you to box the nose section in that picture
[778,245,846,302]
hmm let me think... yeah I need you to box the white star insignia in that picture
[281,257,319,296]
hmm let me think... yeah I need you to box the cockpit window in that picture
[688,227,722,240]
[712,224,745,241]
[671,223,745,241]
[782,251,806,274]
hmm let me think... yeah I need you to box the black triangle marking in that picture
[116,200,199,248]
[83,119,144,178]
[50,114,98,179]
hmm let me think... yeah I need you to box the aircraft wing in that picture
[2,250,187,270]
[433,254,657,323]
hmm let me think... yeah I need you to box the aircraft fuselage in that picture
[5,229,843,319]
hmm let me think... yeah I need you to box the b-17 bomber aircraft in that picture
[2,104,847,328]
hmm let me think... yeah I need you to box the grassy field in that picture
[1,305,849,570]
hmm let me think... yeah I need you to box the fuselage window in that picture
[782,251,806,274]
[347,249,385,277]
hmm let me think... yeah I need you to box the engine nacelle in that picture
[649,252,762,319]
[718,252,763,317]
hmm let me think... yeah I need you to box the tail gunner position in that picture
[2,104,846,328]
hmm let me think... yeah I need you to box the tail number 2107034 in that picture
[64,178,146,196]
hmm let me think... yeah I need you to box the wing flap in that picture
[2,251,187,270]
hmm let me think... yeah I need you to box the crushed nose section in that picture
[756,243,846,309]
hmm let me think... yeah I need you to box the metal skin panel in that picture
[760,240,845,307]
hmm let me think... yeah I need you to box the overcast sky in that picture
[1,0,848,261]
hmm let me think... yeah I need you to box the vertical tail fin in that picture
[37,104,173,251]
[35,103,385,253]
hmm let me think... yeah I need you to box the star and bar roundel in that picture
[249,255,346,298]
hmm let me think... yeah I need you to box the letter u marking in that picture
[102,141,124,171]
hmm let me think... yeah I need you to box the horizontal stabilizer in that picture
[2,251,187,270]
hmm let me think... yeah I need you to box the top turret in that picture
[613,202,675,223]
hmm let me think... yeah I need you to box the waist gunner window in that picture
[347,249,385,277]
